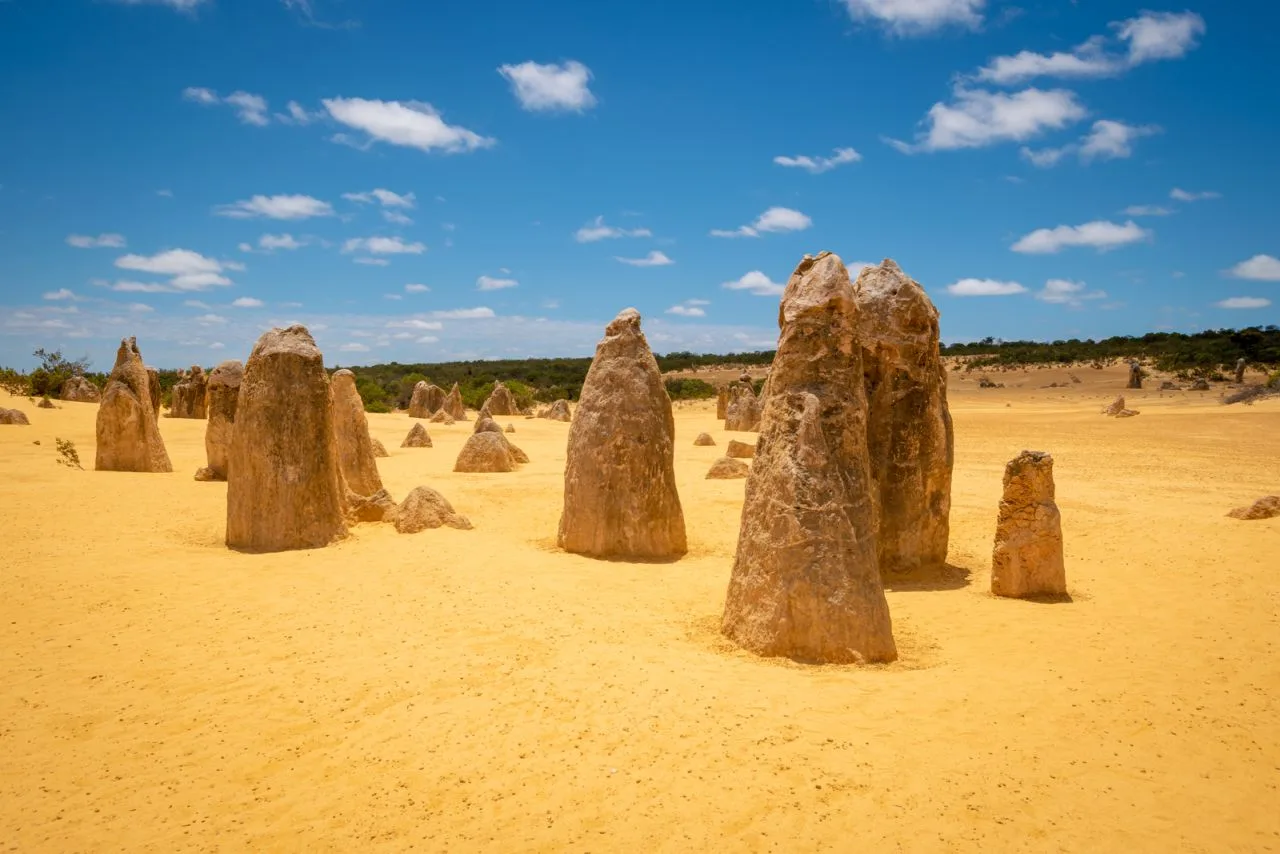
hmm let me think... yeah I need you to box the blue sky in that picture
[1,0,1277,370]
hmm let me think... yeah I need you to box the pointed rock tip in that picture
[606,307,643,335]
[779,252,855,327]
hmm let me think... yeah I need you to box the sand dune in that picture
[2,366,1278,851]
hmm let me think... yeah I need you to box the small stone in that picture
[394,486,473,533]
[726,439,755,459]
[706,457,748,479]
[454,432,515,473]
[693,432,715,446]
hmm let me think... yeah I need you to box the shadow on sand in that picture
[882,562,973,592]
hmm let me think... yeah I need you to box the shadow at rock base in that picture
[882,562,973,592]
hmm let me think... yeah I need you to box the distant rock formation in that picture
[1235,358,1246,384]
[721,252,896,664]
[473,415,502,435]
[538,399,572,422]
[330,369,384,499]
[370,437,390,458]
[196,359,243,481]
[60,376,100,403]
[716,387,728,420]
[854,259,953,575]
[454,431,516,473]
[1227,495,1280,520]
[95,337,173,473]
[145,367,161,418]
[505,423,515,433]
[482,382,519,416]
[401,423,433,448]
[558,308,687,560]
[38,398,54,409]
[0,408,30,425]
[726,439,755,459]
[706,457,749,479]
[225,326,347,552]
[408,382,445,419]
[394,486,474,533]
[428,408,456,425]
[1191,377,1210,391]
[991,450,1066,598]
[1127,361,1144,389]
[442,383,467,421]
[694,432,715,446]
[724,382,761,432]
[1102,395,1139,417]
[171,366,209,419]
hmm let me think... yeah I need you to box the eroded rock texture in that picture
[95,337,173,473]
[394,486,474,533]
[408,382,446,419]
[171,366,209,419]
[442,383,467,421]
[539,399,572,422]
[694,432,716,447]
[724,382,761,432]
[558,308,687,560]
[483,382,519,416]
[716,387,728,420]
[198,359,243,481]
[454,432,515,473]
[1227,496,1280,520]
[721,253,896,664]
[225,326,347,552]
[0,408,30,425]
[991,450,1066,598]
[330,369,384,499]
[1127,361,1144,389]
[706,457,749,479]
[854,259,953,575]
[401,423,433,448]
[60,376,100,403]
[146,367,161,418]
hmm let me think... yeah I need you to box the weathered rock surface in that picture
[0,408,30,425]
[225,325,347,552]
[346,489,398,524]
[505,423,515,433]
[394,486,473,533]
[854,258,954,575]
[60,376,100,403]
[96,337,173,473]
[724,382,761,432]
[428,408,456,424]
[442,383,467,421]
[721,252,896,664]
[1127,361,1144,389]
[371,437,390,458]
[694,432,716,446]
[171,366,209,419]
[726,439,755,459]
[473,415,502,434]
[716,387,729,420]
[37,398,55,409]
[330,369,384,498]
[482,382,519,416]
[401,423,433,448]
[1227,495,1280,520]
[144,367,161,417]
[1102,395,1139,418]
[706,457,749,479]
[407,382,446,419]
[505,436,530,464]
[991,450,1066,598]
[1235,358,1247,384]
[200,359,243,481]
[539,399,572,422]
[558,308,687,560]
[1191,377,1210,391]
[454,432,515,473]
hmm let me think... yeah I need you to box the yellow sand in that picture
[2,366,1278,852]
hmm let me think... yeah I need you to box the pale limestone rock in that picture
[724,381,761,432]
[0,408,30,425]
[199,359,243,481]
[60,376,100,403]
[330,369,384,498]
[1127,361,1144,389]
[95,337,173,473]
[991,450,1066,598]
[716,387,728,420]
[473,415,502,434]
[428,408,456,425]
[442,383,467,421]
[482,381,519,416]
[371,437,390,458]
[454,431,515,473]
[171,366,209,419]
[408,382,445,419]
[726,439,755,459]
[401,423,433,448]
[394,486,473,533]
[1227,496,1280,520]
[346,489,398,524]
[539,399,572,422]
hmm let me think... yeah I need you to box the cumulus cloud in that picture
[322,97,495,154]
[1011,220,1151,254]
[67,233,126,249]
[432,307,495,319]
[498,60,596,112]
[1117,10,1207,64]
[840,0,984,35]
[615,250,674,267]
[574,216,652,243]
[257,233,306,251]
[946,278,1027,296]
[386,319,443,330]
[216,194,334,220]
[196,313,227,325]
[111,280,175,293]
[275,100,323,125]
[666,300,707,317]
[1035,279,1107,306]
[114,248,236,290]
[722,271,784,296]
[342,236,426,255]
[1021,120,1160,167]
[183,87,270,125]
[772,147,861,174]
[887,86,1086,153]
[476,275,518,291]
[1228,255,1280,281]
[232,297,264,307]
[1170,188,1221,202]
[43,288,78,301]
[1217,297,1271,309]
[382,210,413,225]
[711,207,812,239]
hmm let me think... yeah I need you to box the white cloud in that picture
[666,305,705,318]
[975,38,1122,85]
[215,194,334,219]
[184,300,210,308]
[116,248,219,275]
[196,313,227,325]
[1019,145,1070,168]
[276,100,321,125]
[382,210,413,225]
[128,303,154,313]
[405,283,430,293]
[343,188,416,207]
[172,272,232,290]
[109,280,171,293]
[339,342,371,352]
[498,60,596,112]
[840,0,984,35]
[946,278,1027,296]
[67,233,126,249]
[574,216,652,243]
[259,233,306,250]
[384,294,402,300]
[1228,255,1280,281]
[342,236,426,255]
[1170,188,1221,202]
[615,250,674,267]
[773,147,862,174]
[722,271,784,297]
[1123,205,1174,217]
[1216,297,1271,310]
[43,288,77,301]
[1116,11,1206,65]
[182,86,218,105]
[686,299,710,306]
[711,206,812,239]
[416,335,440,344]
[477,275,518,291]
[353,257,390,266]
[1035,278,1107,306]
[238,242,253,253]
[888,86,1086,153]
[431,307,494,319]
[322,97,495,154]
[183,87,270,125]
[209,341,225,349]
[1021,119,1159,167]
[232,297,264,307]
[1011,220,1151,254]
[387,319,444,330]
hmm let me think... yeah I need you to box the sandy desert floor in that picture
[2,364,1278,852]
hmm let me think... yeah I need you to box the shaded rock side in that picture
[991,450,1066,598]
[1227,495,1280,520]
[202,359,243,481]
[0,408,30,425]
[346,489,398,524]
[330,369,385,498]
[95,337,173,473]
[716,387,728,420]
[371,437,390,458]
[171,366,209,419]
[539,399,572,422]
[726,439,755,459]
[724,382,761,432]
[454,431,515,473]
[60,376,101,403]
[694,432,716,447]
[854,258,953,575]
[225,325,347,552]
[706,457,749,479]
[557,308,687,560]
[401,423,433,448]
[442,383,468,421]
[482,382,519,417]
[721,252,896,664]
[407,382,446,419]
[394,486,474,533]
[146,367,161,418]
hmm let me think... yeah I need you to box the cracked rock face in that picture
[724,382,761,432]
[330,369,384,499]
[721,253,896,664]
[171,366,208,419]
[408,382,445,419]
[95,337,173,473]
[991,450,1066,598]
[200,360,243,481]
[483,382,519,416]
[558,308,687,560]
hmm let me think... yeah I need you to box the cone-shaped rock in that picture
[442,383,467,421]
[694,432,715,446]
[330,369,384,498]
[991,450,1066,598]
[707,457,748,479]
[60,376,100,403]
[473,415,502,434]
[482,382,519,416]
[428,408,455,424]
[539,399,572,422]
[0,408,30,425]
[721,253,896,664]
[454,432,515,472]
[724,382,761,432]
[225,326,347,552]
[198,359,243,481]
[401,423,432,448]
[408,381,445,419]
[854,259,953,575]
[371,437,390,458]
[394,486,474,533]
[558,308,687,560]
[96,337,173,473]
[171,366,209,419]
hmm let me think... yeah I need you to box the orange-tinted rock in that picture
[95,337,173,473]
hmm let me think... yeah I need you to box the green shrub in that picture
[664,377,717,400]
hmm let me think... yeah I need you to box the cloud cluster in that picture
[840,0,984,36]
[183,87,270,126]
[773,147,861,174]
[1021,120,1160,167]
[498,60,596,112]
[574,216,652,243]
[323,97,494,154]
[67,233,126,249]
[615,251,674,267]
[1011,220,1150,254]
[888,87,1085,153]
[711,207,812,239]
[111,248,238,291]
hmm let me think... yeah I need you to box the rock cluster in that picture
[558,308,687,560]
[854,259,954,575]
[196,359,243,481]
[724,382,761,432]
[60,376,100,403]
[1227,496,1280,520]
[538,399,572,422]
[225,326,347,553]
[408,382,446,419]
[706,457,748,479]
[95,337,173,473]
[721,253,896,664]
[401,423,433,448]
[171,366,209,419]
[0,408,29,425]
[991,450,1066,598]
[1102,395,1139,418]
[330,369,384,499]
[482,382,519,416]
